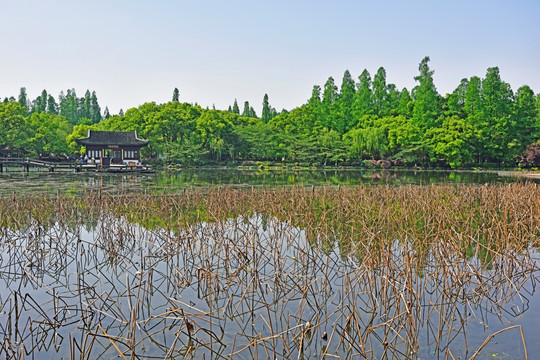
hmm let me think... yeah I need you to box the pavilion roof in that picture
[75,130,149,147]
[0,145,29,154]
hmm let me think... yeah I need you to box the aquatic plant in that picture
[0,184,538,358]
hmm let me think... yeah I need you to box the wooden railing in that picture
[0,157,82,172]
[0,158,152,173]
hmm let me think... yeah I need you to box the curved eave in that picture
[75,139,150,147]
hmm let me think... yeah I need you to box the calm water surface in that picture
[0,168,538,359]
[0,168,529,195]
[0,215,537,359]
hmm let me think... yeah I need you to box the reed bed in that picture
[0,183,538,359]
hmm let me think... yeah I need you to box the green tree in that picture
[67,123,92,154]
[0,102,29,147]
[412,56,440,129]
[424,116,474,168]
[481,67,513,120]
[196,110,235,160]
[59,89,80,125]
[262,93,271,123]
[397,88,412,117]
[386,84,400,116]
[354,69,372,118]
[81,90,92,120]
[308,85,321,107]
[479,67,514,164]
[511,85,538,153]
[232,99,240,114]
[463,76,483,163]
[464,76,481,117]
[104,106,111,119]
[172,88,179,102]
[242,101,250,117]
[336,70,356,133]
[31,89,48,114]
[447,78,468,117]
[321,76,338,130]
[536,93,540,123]
[372,67,388,117]
[345,126,388,160]
[384,115,424,164]
[249,106,257,118]
[234,123,270,160]
[18,87,28,113]
[47,95,58,114]
[90,91,102,123]
[316,127,347,165]
[26,112,71,156]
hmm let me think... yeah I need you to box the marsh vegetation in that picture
[0,184,538,359]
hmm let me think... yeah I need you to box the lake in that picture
[0,169,538,359]
[0,168,529,195]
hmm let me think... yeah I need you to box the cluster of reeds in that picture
[0,183,538,358]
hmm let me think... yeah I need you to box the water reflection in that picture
[0,168,527,195]
[148,169,522,190]
[0,214,537,359]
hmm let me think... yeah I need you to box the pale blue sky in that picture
[1,0,539,115]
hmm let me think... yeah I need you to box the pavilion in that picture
[0,145,29,158]
[76,130,149,166]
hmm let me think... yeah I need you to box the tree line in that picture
[1,56,539,168]
[3,88,107,125]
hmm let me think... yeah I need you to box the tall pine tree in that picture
[90,91,102,123]
[478,67,513,163]
[308,85,321,107]
[447,78,468,117]
[397,88,412,117]
[321,77,338,130]
[242,101,250,117]
[103,106,111,119]
[59,89,81,124]
[412,56,440,129]
[337,70,356,133]
[18,87,28,113]
[232,99,240,114]
[262,94,271,123]
[513,85,538,151]
[47,95,58,114]
[354,69,373,118]
[372,67,388,117]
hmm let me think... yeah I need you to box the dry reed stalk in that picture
[0,184,538,358]
[468,325,528,360]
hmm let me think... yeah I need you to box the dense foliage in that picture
[1,57,539,168]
